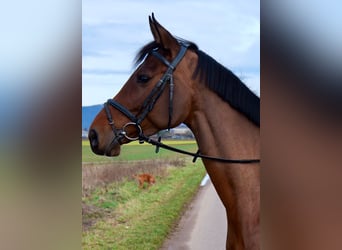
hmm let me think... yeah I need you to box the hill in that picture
[82,105,194,139]
[82,104,102,130]
[82,105,191,131]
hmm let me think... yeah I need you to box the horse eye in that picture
[137,74,151,84]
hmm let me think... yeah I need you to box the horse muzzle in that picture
[88,128,122,156]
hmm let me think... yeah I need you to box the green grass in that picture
[82,139,199,163]
[82,162,205,249]
[82,139,206,249]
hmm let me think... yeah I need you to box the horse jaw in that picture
[104,139,122,157]
[106,145,121,157]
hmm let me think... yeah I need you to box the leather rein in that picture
[103,44,260,164]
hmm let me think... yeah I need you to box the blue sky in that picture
[82,0,260,106]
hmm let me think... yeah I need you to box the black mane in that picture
[194,50,260,126]
[134,40,260,126]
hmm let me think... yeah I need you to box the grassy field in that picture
[82,139,206,249]
[82,139,199,162]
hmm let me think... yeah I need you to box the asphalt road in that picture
[160,177,227,250]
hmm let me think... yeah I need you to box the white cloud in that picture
[82,73,130,106]
[82,0,260,105]
[242,73,260,97]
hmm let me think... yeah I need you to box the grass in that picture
[82,139,199,163]
[82,139,206,249]
[82,161,206,249]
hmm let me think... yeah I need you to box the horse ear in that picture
[149,13,179,51]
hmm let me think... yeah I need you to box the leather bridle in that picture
[104,44,188,143]
[103,43,260,164]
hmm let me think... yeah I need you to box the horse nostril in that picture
[88,129,99,148]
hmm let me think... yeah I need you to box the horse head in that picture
[89,14,198,156]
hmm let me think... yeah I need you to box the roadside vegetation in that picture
[82,140,206,249]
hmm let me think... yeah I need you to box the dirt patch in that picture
[82,202,105,231]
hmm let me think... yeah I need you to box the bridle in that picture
[104,44,188,141]
[103,43,260,164]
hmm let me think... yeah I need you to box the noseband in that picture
[104,44,189,142]
[103,44,260,164]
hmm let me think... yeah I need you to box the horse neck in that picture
[185,86,260,160]
[185,85,260,248]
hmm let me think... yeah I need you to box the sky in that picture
[82,0,260,106]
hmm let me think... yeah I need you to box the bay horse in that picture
[88,14,260,250]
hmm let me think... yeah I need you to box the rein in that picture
[139,134,260,164]
[104,43,260,164]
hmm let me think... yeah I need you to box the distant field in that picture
[82,139,199,163]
